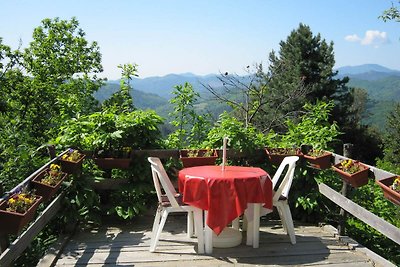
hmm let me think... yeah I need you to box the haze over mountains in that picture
[95,64,400,129]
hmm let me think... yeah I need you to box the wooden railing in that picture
[319,152,400,246]
[0,148,399,266]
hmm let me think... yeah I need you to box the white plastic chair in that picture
[270,156,299,244]
[147,157,205,253]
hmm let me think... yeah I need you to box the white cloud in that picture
[345,34,361,42]
[345,30,388,48]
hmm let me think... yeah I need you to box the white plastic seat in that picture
[147,157,205,253]
[270,156,299,244]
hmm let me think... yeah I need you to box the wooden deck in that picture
[50,214,393,267]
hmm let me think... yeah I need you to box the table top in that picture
[178,165,272,235]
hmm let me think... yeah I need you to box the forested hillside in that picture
[96,64,400,130]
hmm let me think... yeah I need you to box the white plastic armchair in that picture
[147,157,205,253]
[271,156,299,244]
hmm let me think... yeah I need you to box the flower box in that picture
[179,149,218,168]
[60,149,85,174]
[93,148,132,170]
[31,168,68,202]
[303,150,332,170]
[265,147,302,166]
[376,176,400,206]
[332,160,369,188]
[93,157,131,170]
[0,193,42,235]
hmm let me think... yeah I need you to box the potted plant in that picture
[93,146,132,170]
[179,148,218,168]
[60,149,85,174]
[0,190,42,235]
[332,159,370,188]
[31,163,68,202]
[265,147,302,166]
[376,176,400,206]
[303,149,332,170]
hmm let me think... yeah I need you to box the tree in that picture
[380,1,400,22]
[202,68,268,129]
[103,63,138,113]
[20,17,104,140]
[0,17,104,190]
[167,82,211,149]
[265,23,351,132]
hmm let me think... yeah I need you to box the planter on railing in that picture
[332,159,370,188]
[303,150,332,170]
[93,149,132,170]
[265,147,303,166]
[376,176,400,206]
[0,193,42,235]
[179,149,218,168]
[31,169,68,202]
[60,149,86,174]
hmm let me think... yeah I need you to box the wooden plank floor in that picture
[53,214,391,267]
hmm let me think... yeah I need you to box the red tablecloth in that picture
[178,165,272,235]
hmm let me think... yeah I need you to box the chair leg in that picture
[281,204,296,244]
[150,209,169,252]
[276,205,288,233]
[150,207,162,251]
[193,209,204,253]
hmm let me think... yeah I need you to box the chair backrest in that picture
[148,157,180,208]
[271,156,299,202]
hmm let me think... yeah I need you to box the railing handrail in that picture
[0,149,69,203]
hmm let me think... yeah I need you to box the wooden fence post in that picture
[337,143,353,235]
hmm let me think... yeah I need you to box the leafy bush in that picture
[54,109,164,151]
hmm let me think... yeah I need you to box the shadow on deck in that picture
[45,213,393,267]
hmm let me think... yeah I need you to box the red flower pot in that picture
[0,194,42,235]
[93,157,131,170]
[332,161,369,188]
[60,154,85,174]
[179,149,218,168]
[265,148,302,166]
[31,169,68,202]
[376,177,400,206]
[304,151,332,170]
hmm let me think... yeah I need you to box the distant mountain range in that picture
[107,73,224,99]
[96,64,400,129]
[336,64,400,81]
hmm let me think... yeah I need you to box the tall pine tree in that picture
[260,23,352,133]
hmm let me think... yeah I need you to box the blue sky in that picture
[1,0,399,79]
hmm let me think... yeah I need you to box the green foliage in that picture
[61,163,102,226]
[167,82,212,148]
[380,1,400,22]
[203,111,267,152]
[269,100,340,150]
[54,109,163,151]
[103,63,138,112]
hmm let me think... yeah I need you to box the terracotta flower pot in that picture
[0,194,42,235]
[304,151,332,170]
[60,153,85,174]
[31,169,68,202]
[179,149,218,168]
[93,157,131,170]
[265,148,302,166]
[376,177,400,206]
[332,161,369,188]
